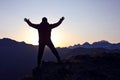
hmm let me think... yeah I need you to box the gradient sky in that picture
[0,0,120,47]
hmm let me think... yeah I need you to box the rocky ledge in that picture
[21,52,120,80]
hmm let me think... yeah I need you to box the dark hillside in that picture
[22,52,120,80]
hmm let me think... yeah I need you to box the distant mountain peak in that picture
[0,37,15,41]
[68,44,81,49]
[99,40,110,43]
[82,42,90,45]
[0,38,17,45]
[0,37,29,47]
[93,40,110,44]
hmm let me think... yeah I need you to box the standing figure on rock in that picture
[24,17,64,68]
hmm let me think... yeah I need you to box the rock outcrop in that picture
[21,52,120,80]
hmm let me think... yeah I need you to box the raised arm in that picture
[50,17,65,28]
[24,18,38,29]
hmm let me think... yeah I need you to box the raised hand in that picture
[24,18,29,22]
[60,17,65,21]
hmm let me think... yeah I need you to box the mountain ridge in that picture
[1,38,120,50]
[68,40,120,50]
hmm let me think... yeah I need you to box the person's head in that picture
[42,17,48,23]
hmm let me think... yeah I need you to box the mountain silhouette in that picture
[0,38,38,80]
[0,38,69,80]
[69,40,120,50]
[0,38,120,80]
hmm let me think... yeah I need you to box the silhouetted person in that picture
[24,17,64,68]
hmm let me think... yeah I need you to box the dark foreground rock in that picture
[21,52,120,80]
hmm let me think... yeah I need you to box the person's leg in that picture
[47,40,62,63]
[37,42,45,68]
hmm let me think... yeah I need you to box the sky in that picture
[0,0,120,47]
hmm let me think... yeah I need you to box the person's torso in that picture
[38,23,52,42]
